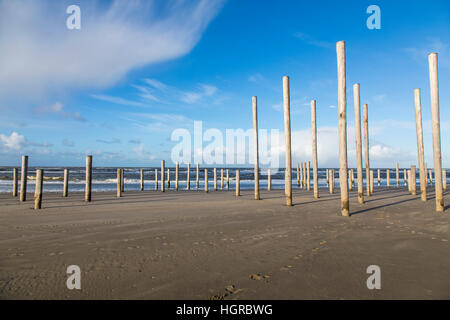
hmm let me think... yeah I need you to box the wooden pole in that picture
[337,41,349,216]
[306,161,310,191]
[387,169,390,187]
[370,170,374,194]
[12,167,18,197]
[408,170,412,193]
[120,169,124,192]
[63,168,69,197]
[363,103,370,197]
[425,163,429,184]
[235,169,240,196]
[187,163,190,190]
[34,169,43,210]
[329,169,334,194]
[20,155,28,202]
[117,169,122,198]
[161,160,165,192]
[221,168,224,190]
[226,169,229,190]
[167,168,170,189]
[429,53,444,212]
[297,163,300,187]
[311,100,319,198]
[348,170,352,191]
[404,168,407,186]
[283,75,292,206]
[214,168,217,191]
[268,169,272,191]
[377,169,381,186]
[205,169,208,193]
[155,169,158,190]
[252,96,260,200]
[300,163,304,188]
[196,163,200,190]
[396,163,399,187]
[140,169,144,191]
[326,169,329,186]
[85,155,92,202]
[443,170,447,191]
[175,162,179,191]
[353,83,364,204]
[429,170,433,185]
[411,165,417,195]
[414,88,427,201]
[302,162,306,190]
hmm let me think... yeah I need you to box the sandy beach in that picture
[0,186,449,300]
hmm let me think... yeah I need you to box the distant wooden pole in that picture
[337,41,349,216]
[283,75,292,206]
[414,88,427,201]
[326,169,329,186]
[205,169,208,192]
[175,162,179,191]
[396,163,399,187]
[19,155,28,202]
[161,160,165,192]
[187,163,191,190]
[300,163,304,188]
[387,169,390,187]
[34,169,43,210]
[235,169,240,196]
[408,170,412,193]
[268,169,272,191]
[167,168,171,189]
[155,169,158,190]
[363,103,370,197]
[117,169,122,198]
[140,169,144,191]
[226,169,230,190]
[311,100,319,198]
[297,163,300,187]
[351,169,355,186]
[63,168,69,197]
[221,168,224,190]
[443,170,447,190]
[12,168,18,197]
[377,169,381,186]
[425,163,429,184]
[429,53,444,212]
[214,168,217,191]
[85,155,92,202]
[353,83,364,204]
[196,163,200,189]
[302,162,306,189]
[120,169,124,192]
[329,169,334,194]
[306,161,311,191]
[370,170,374,194]
[404,169,407,186]
[348,170,352,191]
[411,165,417,195]
[252,96,260,200]
[429,170,433,185]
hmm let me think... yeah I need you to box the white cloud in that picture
[180,84,218,104]
[34,102,86,121]
[0,0,224,103]
[0,132,26,150]
[91,94,145,107]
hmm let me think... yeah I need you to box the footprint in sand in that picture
[280,266,292,271]
[250,273,270,280]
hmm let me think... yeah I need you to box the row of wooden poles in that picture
[10,41,446,215]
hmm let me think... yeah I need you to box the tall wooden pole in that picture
[370,170,374,194]
[161,160,165,192]
[411,165,417,195]
[187,163,190,190]
[348,170,352,191]
[326,169,329,186]
[428,53,444,212]
[120,169,124,192]
[140,169,144,191]
[414,88,427,201]
[252,96,260,200]
[221,169,224,190]
[283,76,292,206]
[20,155,28,202]
[226,169,230,190]
[297,163,300,187]
[117,169,122,198]
[268,169,272,191]
[336,41,349,216]
[387,169,390,187]
[12,168,18,197]
[408,170,412,193]
[214,168,217,191]
[235,169,240,196]
[353,83,364,204]
[302,162,306,190]
[396,163,399,187]
[63,168,69,197]
[329,169,334,194]
[155,169,158,190]
[306,161,310,191]
[429,170,433,184]
[204,169,208,193]
[377,168,381,186]
[196,163,200,190]
[443,170,447,190]
[34,169,43,210]
[404,169,407,186]
[175,162,179,191]
[300,163,304,188]
[85,155,92,202]
[311,100,319,199]
[363,103,370,197]
[167,168,170,189]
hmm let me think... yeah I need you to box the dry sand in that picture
[0,186,449,299]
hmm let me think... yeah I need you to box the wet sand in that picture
[0,186,449,299]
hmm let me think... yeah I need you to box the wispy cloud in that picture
[294,32,333,49]
[405,38,450,68]
[180,84,217,104]
[34,102,86,122]
[91,94,145,107]
[96,138,121,144]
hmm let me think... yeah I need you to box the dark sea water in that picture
[0,166,445,194]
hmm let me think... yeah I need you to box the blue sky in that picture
[0,0,449,168]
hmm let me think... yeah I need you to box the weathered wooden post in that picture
[226,169,230,190]
[425,163,429,184]
[404,168,407,186]
[221,169,224,190]
[396,163,399,187]
[187,163,191,190]
[236,169,240,196]
[429,53,444,212]
[302,162,306,190]
[329,169,334,194]
[214,168,217,191]
[155,169,158,190]
[63,168,69,197]
[363,103,370,197]
[34,169,43,210]
[443,170,447,190]
[252,96,260,200]
[326,169,329,186]
[205,169,208,193]
[305,161,310,191]
[348,170,352,191]
[300,163,304,188]
[283,75,293,206]
[297,163,300,187]
[353,83,364,204]
[196,163,200,190]
[311,100,319,198]
[268,169,272,191]
[175,162,179,191]
[120,169,124,192]
[12,168,18,197]
[85,155,92,202]
[140,168,144,191]
[377,169,381,186]
[387,169,390,187]
[20,155,28,202]
[411,165,417,195]
[370,170,374,194]
[414,88,427,201]
[336,41,349,216]
[408,170,412,193]
[167,168,171,189]
[161,160,165,192]
[117,169,122,198]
